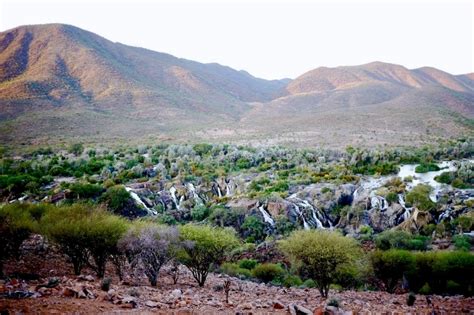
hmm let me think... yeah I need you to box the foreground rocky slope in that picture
[1,241,473,314]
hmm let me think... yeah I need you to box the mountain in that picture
[0,24,473,148]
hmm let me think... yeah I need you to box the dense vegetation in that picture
[0,140,473,298]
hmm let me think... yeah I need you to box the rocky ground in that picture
[1,245,473,314]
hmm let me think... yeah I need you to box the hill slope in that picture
[0,24,473,148]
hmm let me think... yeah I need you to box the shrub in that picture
[101,277,112,291]
[371,250,415,293]
[407,292,416,306]
[279,230,361,297]
[238,259,258,270]
[42,205,128,277]
[241,216,266,243]
[220,262,252,279]
[419,283,431,295]
[191,205,210,221]
[252,263,285,283]
[282,274,303,288]
[0,204,44,277]
[179,224,239,286]
[101,185,131,213]
[302,279,316,288]
[415,163,440,173]
[68,143,84,156]
[431,251,474,295]
[118,223,180,286]
[405,184,435,211]
[453,235,471,251]
[375,230,410,250]
[69,183,104,199]
[327,298,339,307]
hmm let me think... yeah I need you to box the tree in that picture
[101,185,131,213]
[179,224,239,287]
[42,205,128,277]
[371,249,416,293]
[279,230,360,298]
[0,204,44,278]
[68,143,84,156]
[118,223,181,286]
[241,215,266,243]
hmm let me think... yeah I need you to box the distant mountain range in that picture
[0,24,473,148]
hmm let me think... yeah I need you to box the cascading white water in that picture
[301,200,324,228]
[169,186,181,210]
[125,187,157,215]
[187,183,203,205]
[398,194,412,221]
[226,184,231,196]
[371,196,388,211]
[258,206,275,226]
[216,185,222,198]
[292,204,310,230]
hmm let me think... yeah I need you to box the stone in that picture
[62,287,77,298]
[78,274,95,282]
[171,288,182,299]
[145,300,160,308]
[239,302,253,310]
[273,301,285,309]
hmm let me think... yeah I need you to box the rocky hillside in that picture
[0,24,473,147]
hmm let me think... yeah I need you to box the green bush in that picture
[191,205,210,221]
[238,259,258,270]
[453,235,471,251]
[405,184,435,211]
[0,203,47,277]
[282,274,303,288]
[415,163,440,173]
[42,205,129,277]
[69,183,104,199]
[252,263,285,283]
[220,262,252,279]
[375,230,429,250]
[431,251,474,295]
[101,185,131,213]
[178,224,239,286]
[280,230,361,297]
[241,216,266,243]
[371,249,415,293]
[302,279,316,288]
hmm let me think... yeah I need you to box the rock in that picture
[145,300,160,308]
[239,302,253,310]
[273,300,285,309]
[171,288,182,299]
[313,307,324,315]
[78,275,95,282]
[78,290,87,299]
[289,303,312,315]
[62,287,77,298]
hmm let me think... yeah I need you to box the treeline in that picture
[1,139,472,202]
[1,203,473,297]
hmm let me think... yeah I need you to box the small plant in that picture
[101,277,112,291]
[252,263,285,283]
[407,292,416,306]
[327,298,339,307]
[224,279,231,304]
[238,259,258,270]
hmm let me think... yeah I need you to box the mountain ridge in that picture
[0,23,473,148]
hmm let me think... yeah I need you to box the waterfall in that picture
[301,200,324,229]
[170,186,181,210]
[216,185,222,198]
[226,184,231,196]
[125,187,157,215]
[398,194,412,222]
[187,183,203,205]
[371,196,388,211]
[292,204,310,230]
[258,206,275,226]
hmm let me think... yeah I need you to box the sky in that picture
[0,0,472,80]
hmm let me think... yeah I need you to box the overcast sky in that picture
[1,0,472,79]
